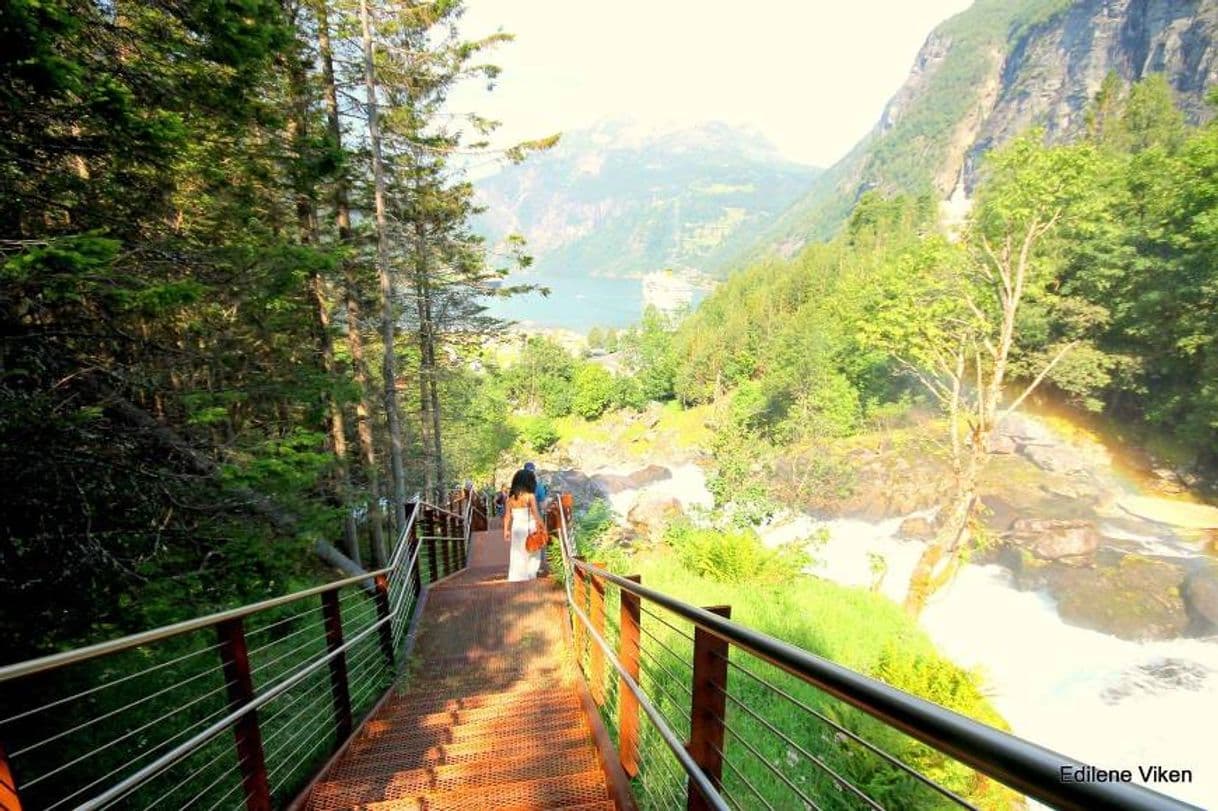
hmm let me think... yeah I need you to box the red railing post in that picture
[1,741,23,811]
[216,618,271,811]
[441,522,453,576]
[320,590,353,743]
[425,507,439,582]
[687,605,731,811]
[373,574,395,667]
[619,575,642,777]
[572,557,588,664]
[406,500,422,596]
[588,562,606,705]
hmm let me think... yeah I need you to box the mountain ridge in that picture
[723,0,1218,268]
[474,120,819,285]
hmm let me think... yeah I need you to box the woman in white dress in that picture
[503,469,545,582]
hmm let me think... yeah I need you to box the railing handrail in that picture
[75,608,397,811]
[556,493,1200,811]
[1,495,428,684]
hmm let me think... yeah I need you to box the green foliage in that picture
[611,374,647,411]
[571,363,614,418]
[518,415,559,453]
[677,73,1218,473]
[620,307,677,401]
[664,520,809,585]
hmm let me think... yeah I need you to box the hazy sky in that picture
[450,0,974,168]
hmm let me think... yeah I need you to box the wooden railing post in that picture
[618,575,642,777]
[1,741,24,811]
[320,590,353,743]
[687,605,731,811]
[588,562,606,705]
[373,574,395,667]
[572,556,588,664]
[426,522,439,583]
[441,523,453,576]
[406,501,422,596]
[216,618,271,811]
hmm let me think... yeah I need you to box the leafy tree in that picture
[572,364,614,419]
[863,133,1104,615]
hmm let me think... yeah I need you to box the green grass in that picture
[554,399,715,460]
[566,542,1018,810]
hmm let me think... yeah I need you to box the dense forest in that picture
[0,0,543,659]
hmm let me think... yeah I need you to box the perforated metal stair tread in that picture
[304,520,624,811]
[346,770,613,810]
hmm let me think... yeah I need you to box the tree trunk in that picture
[317,0,387,566]
[904,454,979,617]
[360,0,408,536]
[286,35,361,563]
[412,216,441,493]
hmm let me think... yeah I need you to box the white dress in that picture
[508,505,542,582]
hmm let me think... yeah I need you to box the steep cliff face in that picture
[961,0,1218,187]
[731,0,1218,268]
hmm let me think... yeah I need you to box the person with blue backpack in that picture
[523,461,548,509]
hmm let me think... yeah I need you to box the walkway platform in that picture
[303,521,627,811]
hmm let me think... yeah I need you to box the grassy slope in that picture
[582,545,1017,809]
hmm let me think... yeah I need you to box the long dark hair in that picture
[509,469,536,499]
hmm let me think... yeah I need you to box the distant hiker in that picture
[504,468,544,582]
[524,461,549,508]
[494,484,508,517]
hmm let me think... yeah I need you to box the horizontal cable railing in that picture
[551,492,1202,811]
[0,490,481,811]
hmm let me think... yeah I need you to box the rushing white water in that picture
[600,462,715,519]
[756,511,1218,808]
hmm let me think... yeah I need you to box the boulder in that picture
[1183,564,1218,633]
[986,434,1018,454]
[627,495,683,537]
[1009,518,1100,561]
[1040,555,1190,641]
[898,516,937,541]
[591,464,672,495]
[1021,443,1086,475]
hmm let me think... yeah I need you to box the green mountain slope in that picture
[474,121,819,282]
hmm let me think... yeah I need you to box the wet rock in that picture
[1101,658,1210,704]
[626,495,682,537]
[1117,495,1218,530]
[1009,518,1100,561]
[898,516,937,540]
[979,494,1019,532]
[987,434,1018,454]
[1021,443,1087,475]
[1042,555,1190,641]
[1152,467,1187,495]
[1183,564,1218,633]
[997,413,1053,443]
[591,464,672,494]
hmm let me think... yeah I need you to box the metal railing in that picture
[0,491,478,811]
[551,493,1202,811]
